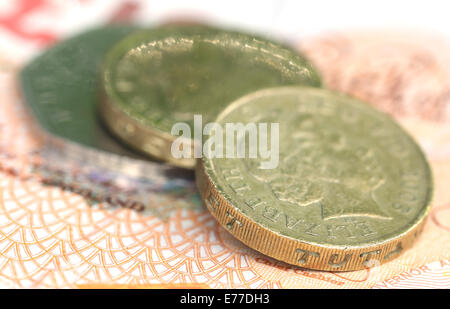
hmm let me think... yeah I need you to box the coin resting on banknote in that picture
[99,25,321,168]
[17,24,434,273]
[18,26,176,179]
[196,87,433,271]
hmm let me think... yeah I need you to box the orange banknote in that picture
[0,1,449,288]
[0,29,449,288]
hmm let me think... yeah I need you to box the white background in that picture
[132,0,450,41]
[1,0,450,60]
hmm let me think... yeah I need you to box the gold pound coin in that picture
[100,25,321,169]
[196,86,433,271]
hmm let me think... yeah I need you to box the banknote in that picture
[1,68,450,288]
[300,30,450,161]
[0,1,449,288]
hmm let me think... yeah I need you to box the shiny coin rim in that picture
[195,86,433,271]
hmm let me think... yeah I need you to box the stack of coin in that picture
[19,23,432,271]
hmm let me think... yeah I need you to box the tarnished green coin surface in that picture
[196,86,433,271]
[100,25,321,168]
[19,25,145,159]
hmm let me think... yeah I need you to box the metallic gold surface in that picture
[196,86,433,271]
[99,91,195,168]
[100,25,321,168]
[18,26,194,178]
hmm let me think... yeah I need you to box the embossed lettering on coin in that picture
[196,86,433,271]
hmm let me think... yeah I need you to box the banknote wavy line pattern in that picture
[1,6,450,286]
[0,58,449,288]
[0,75,285,288]
[0,177,284,288]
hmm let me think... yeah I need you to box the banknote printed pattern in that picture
[301,31,450,161]
[0,0,449,288]
[1,50,449,289]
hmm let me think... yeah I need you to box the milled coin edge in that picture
[196,86,434,271]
